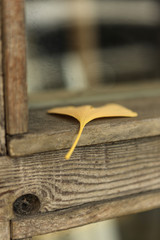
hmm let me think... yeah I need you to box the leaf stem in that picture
[65,123,85,160]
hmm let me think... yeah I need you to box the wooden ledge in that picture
[11,190,160,239]
[8,95,160,157]
[1,135,160,236]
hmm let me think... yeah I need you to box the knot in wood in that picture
[13,194,40,216]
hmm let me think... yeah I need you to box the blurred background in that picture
[32,209,160,240]
[25,0,160,94]
[25,0,160,239]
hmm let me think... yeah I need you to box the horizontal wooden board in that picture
[11,190,160,239]
[1,136,160,222]
[8,96,160,157]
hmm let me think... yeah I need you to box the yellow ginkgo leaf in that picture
[48,104,138,160]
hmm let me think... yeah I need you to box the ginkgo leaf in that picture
[48,104,138,160]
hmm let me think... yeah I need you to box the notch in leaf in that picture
[48,104,138,160]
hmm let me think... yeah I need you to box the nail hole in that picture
[13,194,40,216]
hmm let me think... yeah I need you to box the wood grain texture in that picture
[11,191,160,239]
[1,136,160,221]
[0,0,6,155]
[8,96,160,157]
[0,221,10,240]
[2,0,28,135]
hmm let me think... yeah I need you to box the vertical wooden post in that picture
[0,0,6,155]
[0,221,10,240]
[2,0,28,135]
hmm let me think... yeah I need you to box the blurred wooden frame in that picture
[1,0,160,240]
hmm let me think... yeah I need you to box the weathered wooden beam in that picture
[2,0,28,135]
[8,96,160,157]
[11,191,160,239]
[0,221,10,240]
[0,0,6,155]
[1,135,160,221]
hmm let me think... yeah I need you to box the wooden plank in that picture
[1,136,160,221]
[0,0,6,155]
[2,0,28,135]
[0,221,10,240]
[11,191,160,239]
[8,96,160,157]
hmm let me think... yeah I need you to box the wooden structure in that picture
[1,0,160,239]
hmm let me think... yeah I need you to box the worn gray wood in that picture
[2,0,28,135]
[0,0,6,155]
[0,221,10,240]
[8,96,160,157]
[11,191,160,239]
[1,135,160,221]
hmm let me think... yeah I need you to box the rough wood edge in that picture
[0,0,6,155]
[11,190,160,239]
[1,135,160,222]
[0,221,10,240]
[8,96,160,157]
[8,117,160,157]
[2,0,28,135]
